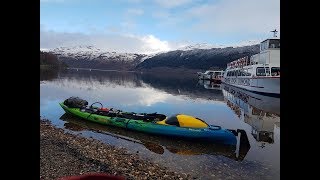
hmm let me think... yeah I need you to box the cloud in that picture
[40,27,181,54]
[152,11,170,19]
[120,20,137,29]
[140,35,171,52]
[154,0,193,8]
[151,11,186,28]
[186,0,280,34]
[127,8,144,16]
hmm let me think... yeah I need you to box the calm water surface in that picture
[40,68,280,180]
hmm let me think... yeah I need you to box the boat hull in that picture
[59,103,237,145]
[222,77,280,98]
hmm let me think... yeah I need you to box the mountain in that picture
[49,46,155,70]
[46,43,260,71]
[135,45,260,71]
[177,43,225,51]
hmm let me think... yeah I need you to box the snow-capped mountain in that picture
[50,45,146,62]
[43,42,260,71]
[176,40,260,51]
[178,43,225,51]
[48,45,157,70]
[136,44,260,70]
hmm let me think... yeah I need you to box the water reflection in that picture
[197,79,222,90]
[40,69,224,102]
[60,113,250,160]
[41,69,280,179]
[221,84,280,145]
[40,67,61,81]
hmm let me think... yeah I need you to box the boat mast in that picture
[270,29,278,37]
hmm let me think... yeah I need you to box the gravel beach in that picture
[40,119,193,180]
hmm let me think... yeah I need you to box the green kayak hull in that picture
[59,103,237,145]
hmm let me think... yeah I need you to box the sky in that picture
[40,0,280,54]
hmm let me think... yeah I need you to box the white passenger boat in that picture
[222,31,280,97]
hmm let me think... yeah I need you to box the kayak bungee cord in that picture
[86,101,104,120]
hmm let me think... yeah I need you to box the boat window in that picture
[241,70,245,76]
[269,39,280,48]
[271,67,280,76]
[265,67,270,76]
[256,67,266,76]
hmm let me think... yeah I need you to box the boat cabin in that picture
[225,36,280,78]
[251,38,280,66]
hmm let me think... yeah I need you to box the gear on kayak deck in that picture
[64,97,166,122]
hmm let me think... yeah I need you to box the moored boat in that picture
[60,112,251,160]
[59,97,237,145]
[222,30,280,97]
[197,70,224,83]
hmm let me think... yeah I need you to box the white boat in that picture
[198,79,222,90]
[197,70,224,83]
[221,31,280,98]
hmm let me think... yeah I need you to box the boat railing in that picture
[227,56,251,69]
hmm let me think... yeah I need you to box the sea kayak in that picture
[59,98,237,145]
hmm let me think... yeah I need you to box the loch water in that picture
[40,68,280,180]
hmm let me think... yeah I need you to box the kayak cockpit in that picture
[157,114,209,128]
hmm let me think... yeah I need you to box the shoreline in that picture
[40,119,193,180]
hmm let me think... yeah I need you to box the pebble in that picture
[40,119,194,180]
